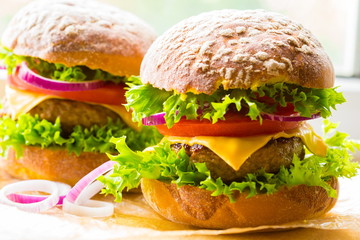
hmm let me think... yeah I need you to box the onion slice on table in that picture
[62,199,114,218]
[66,161,115,203]
[63,161,116,217]
[18,62,106,91]
[0,180,62,212]
[7,182,71,206]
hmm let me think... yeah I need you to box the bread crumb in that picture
[228,40,238,46]
[225,67,235,79]
[281,57,293,71]
[219,28,236,37]
[196,62,210,71]
[287,36,300,47]
[199,40,215,55]
[264,59,286,75]
[232,53,249,63]
[235,26,246,34]
[296,45,313,54]
[254,51,269,61]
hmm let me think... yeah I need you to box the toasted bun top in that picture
[2,0,156,76]
[141,9,334,94]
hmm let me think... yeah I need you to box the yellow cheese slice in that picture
[163,123,327,171]
[5,86,140,130]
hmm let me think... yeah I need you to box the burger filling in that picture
[28,98,122,135]
[99,120,359,202]
[0,47,125,84]
[0,47,163,157]
[171,137,304,183]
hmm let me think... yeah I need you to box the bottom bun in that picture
[1,146,110,186]
[141,178,338,229]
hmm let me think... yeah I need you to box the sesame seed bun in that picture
[2,0,156,77]
[140,9,334,94]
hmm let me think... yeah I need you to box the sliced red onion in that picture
[0,65,6,70]
[74,172,112,205]
[261,113,321,121]
[142,111,321,126]
[0,180,60,212]
[63,161,115,218]
[142,112,166,126]
[18,62,106,91]
[66,161,116,203]
[7,182,71,206]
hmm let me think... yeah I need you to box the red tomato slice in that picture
[7,68,126,105]
[156,113,301,137]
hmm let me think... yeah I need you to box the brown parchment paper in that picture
[0,169,359,240]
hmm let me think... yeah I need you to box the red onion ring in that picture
[0,180,60,212]
[63,161,116,217]
[261,113,321,121]
[66,161,115,203]
[18,62,106,91]
[7,182,71,206]
[142,112,167,126]
[142,112,321,126]
[0,162,116,217]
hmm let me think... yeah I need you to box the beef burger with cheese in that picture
[100,10,359,228]
[0,0,162,185]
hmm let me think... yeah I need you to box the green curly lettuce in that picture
[0,46,125,83]
[125,83,346,128]
[99,120,359,202]
[0,113,163,157]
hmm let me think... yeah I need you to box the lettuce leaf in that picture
[100,121,359,202]
[0,46,125,83]
[0,113,163,157]
[125,83,346,128]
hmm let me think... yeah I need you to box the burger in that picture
[0,0,162,185]
[100,10,359,228]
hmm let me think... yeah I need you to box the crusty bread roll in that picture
[137,9,339,229]
[3,146,110,186]
[0,0,156,185]
[140,9,334,94]
[141,178,338,229]
[2,0,156,77]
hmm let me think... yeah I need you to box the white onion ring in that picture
[18,62,106,91]
[7,182,71,205]
[0,180,60,212]
[63,198,114,218]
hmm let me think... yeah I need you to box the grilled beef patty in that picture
[28,98,122,135]
[171,137,305,183]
